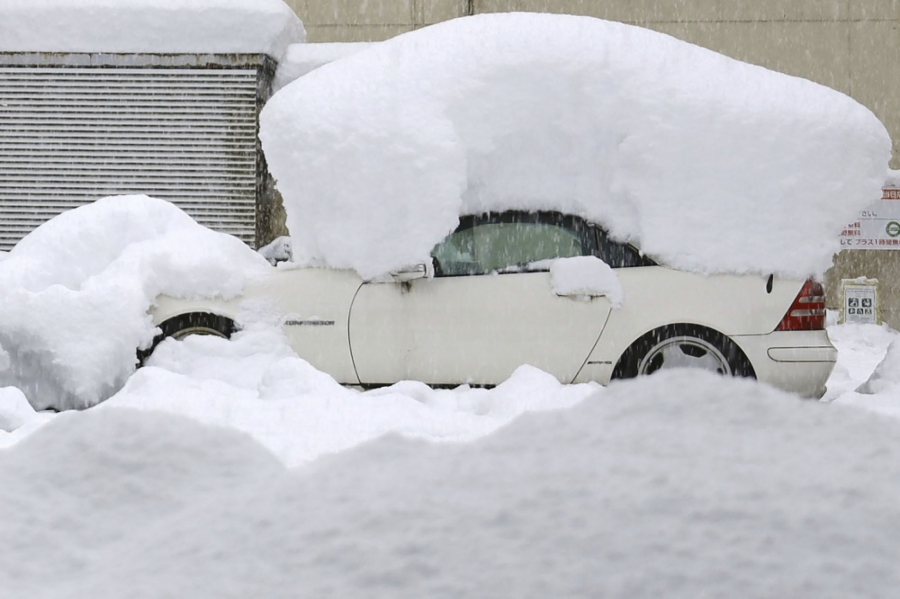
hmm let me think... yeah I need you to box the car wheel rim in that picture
[171,326,227,341]
[638,336,731,376]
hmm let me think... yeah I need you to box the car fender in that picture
[573,267,805,384]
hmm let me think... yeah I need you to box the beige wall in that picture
[287,0,900,325]
[285,0,468,41]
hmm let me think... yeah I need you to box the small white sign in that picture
[840,278,879,325]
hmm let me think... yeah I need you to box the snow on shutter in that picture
[0,66,261,251]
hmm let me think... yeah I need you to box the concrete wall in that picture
[284,0,468,41]
[286,0,900,326]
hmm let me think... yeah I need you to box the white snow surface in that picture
[0,387,34,433]
[886,169,900,187]
[257,235,293,265]
[550,256,623,306]
[261,13,890,281]
[103,325,595,467]
[1,212,900,595]
[4,371,900,598]
[0,196,271,411]
[274,42,377,92]
[816,320,900,420]
[0,0,305,57]
[834,333,900,419]
[858,339,900,395]
[1,12,899,591]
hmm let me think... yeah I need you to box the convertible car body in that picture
[148,211,836,397]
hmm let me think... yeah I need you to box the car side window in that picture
[594,227,656,268]
[432,213,592,276]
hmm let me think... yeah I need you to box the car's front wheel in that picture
[612,324,755,380]
[138,312,235,365]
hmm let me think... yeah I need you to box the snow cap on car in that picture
[261,12,890,281]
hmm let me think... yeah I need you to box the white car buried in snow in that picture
[146,210,836,398]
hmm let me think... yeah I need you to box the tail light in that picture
[776,279,826,331]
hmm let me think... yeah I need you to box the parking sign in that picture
[840,278,880,324]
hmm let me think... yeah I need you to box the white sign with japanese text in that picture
[840,188,900,250]
[840,279,879,325]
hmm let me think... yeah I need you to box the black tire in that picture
[611,324,755,380]
[138,313,235,366]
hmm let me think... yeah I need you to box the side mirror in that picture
[390,262,434,283]
[257,236,293,265]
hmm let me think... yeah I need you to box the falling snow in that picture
[0,7,898,598]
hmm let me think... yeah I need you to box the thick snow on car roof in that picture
[274,42,377,92]
[0,0,305,58]
[261,13,891,280]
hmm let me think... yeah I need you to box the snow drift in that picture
[0,0,305,58]
[104,323,596,467]
[831,334,900,419]
[3,371,900,598]
[856,339,900,395]
[0,196,271,411]
[261,13,891,280]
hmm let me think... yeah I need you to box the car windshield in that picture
[432,213,590,276]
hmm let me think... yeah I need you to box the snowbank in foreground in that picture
[3,371,900,598]
[261,13,890,280]
[0,0,305,58]
[103,324,596,466]
[0,196,271,411]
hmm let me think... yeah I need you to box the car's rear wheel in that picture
[138,313,235,365]
[612,324,755,380]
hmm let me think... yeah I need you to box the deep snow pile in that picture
[103,324,596,466]
[857,340,900,396]
[3,371,900,598]
[0,0,305,57]
[261,13,890,281]
[833,327,900,419]
[274,42,377,92]
[0,196,271,411]
[6,312,898,456]
[821,320,898,402]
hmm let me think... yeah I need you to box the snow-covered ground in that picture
[4,314,898,454]
[2,324,900,598]
[1,9,899,597]
[825,321,900,418]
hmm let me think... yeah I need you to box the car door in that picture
[249,266,365,384]
[348,212,613,385]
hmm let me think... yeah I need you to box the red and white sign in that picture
[840,188,900,250]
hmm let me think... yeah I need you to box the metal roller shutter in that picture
[0,66,261,250]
